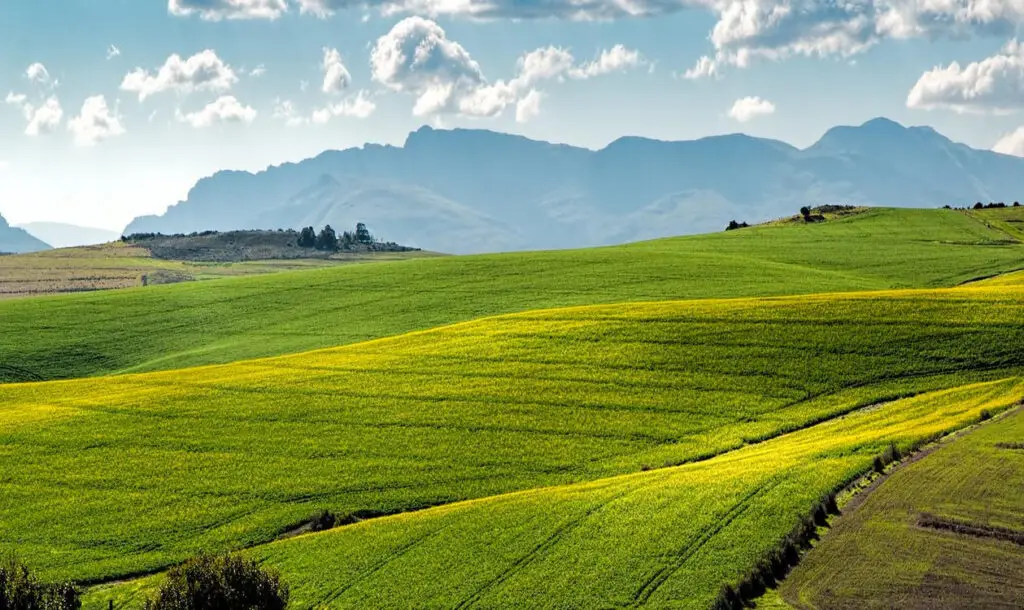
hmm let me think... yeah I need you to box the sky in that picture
[1,0,1023,231]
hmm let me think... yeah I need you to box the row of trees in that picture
[296,222,375,251]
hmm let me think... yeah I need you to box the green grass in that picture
[0,240,435,301]
[3,282,1024,590]
[2,207,1023,382]
[966,205,1024,242]
[83,378,1024,609]
[777,406,1024,609]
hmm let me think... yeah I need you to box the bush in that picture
[799,206,811,218]
[144,553,289,610]
[309,509,337,532]
[0,555,80,610]
[979,409,993,422]
[725,220,749,231]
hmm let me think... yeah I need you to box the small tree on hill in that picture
[144,553,289,610]
[1015,201,1021,207]
[974,202,984,210]
[297,227,316,248]
[799,206,811,220]
[315,225,338,251]
[355,222,373,245]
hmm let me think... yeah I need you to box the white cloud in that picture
[683,55,720,79]
[250,64,267,77]
[107,45,121,60]
[121,50,238,101]
[273,99,308,126]
[371,17,643,119]
[993,126,1024,156]
[25,97,64,136]
[68,95,126,146]
[176,95,257,127]
[168,0,288,20]
[727,96,776,122]
[8,93,64,136]
[25,63,51,84]
[570,44,645,77]
[322,47,352,93]
[312,90,377,122]
[907,40,1024,114]
[5,92,27,107]
[515,89,543,122]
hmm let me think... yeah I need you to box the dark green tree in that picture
[799,206,811,219]
[144,553,289,610]
[355,223,373,244]
[315,225,339,251]
[0,555,80,610]
[297,227,316,248]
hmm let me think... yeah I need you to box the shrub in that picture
[799,206,811,219]
[979,409,993,422]
[309,509,337,532]
[0,555,80,610]
[1015,201,1021,207]
[144,553,289,610]
[725,220,749,231]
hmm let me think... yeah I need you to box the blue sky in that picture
[1,0,1023,231]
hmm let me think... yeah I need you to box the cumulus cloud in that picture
[907,40,1024,114]
[107,45,121,60]
[25,63,51,84]
[993,126,1024,156]
[322,48,352,93]
[168,0,1024,77]
[68,95,125,146]
[177,95,257,127]
[371,17,643,119]
[312,90,377,122]
[727,96,776,122]
[515,89,543,122]
[121,50,238,101]
[6,93,63,136]
[168,0,288,20]
[25,97,64,136]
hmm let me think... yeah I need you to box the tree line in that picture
[296,222,375,251]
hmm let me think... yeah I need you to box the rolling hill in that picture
[3,208,1024,383]
[123,118,1024,253]
[0,213,51,254]
[2,283,1022,585]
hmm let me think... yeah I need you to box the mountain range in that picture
[17,222,121,249]
[0,214,51,254]
[125,117,1024,254]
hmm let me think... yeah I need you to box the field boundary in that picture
[761,401,1024,610]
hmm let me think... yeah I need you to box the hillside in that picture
[0,240,433,301]
[779,407,1024,609]
[1,282,1021,590]
[0,213,50,254]
[2,208,1024,382]
[123,118,1024,253]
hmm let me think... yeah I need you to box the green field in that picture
[83,379,1024,609]
[0,240,435,301]
[1,282,1023,592]
[777,406,1024,609]
[2,208,1023,383]
[2,206,1024,608]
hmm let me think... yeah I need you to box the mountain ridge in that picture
[124,118,1024,253]
[0,214,51,253]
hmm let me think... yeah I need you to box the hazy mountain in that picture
[124,118,1024,253]
[0,214,51,254]
[17,222,120,249]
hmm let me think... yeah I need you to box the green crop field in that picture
[82,379,1024,609]
[1,281,1023,600]
[777,406,1024,609]
[2,207,1024,609]
[2,207,1023,383]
